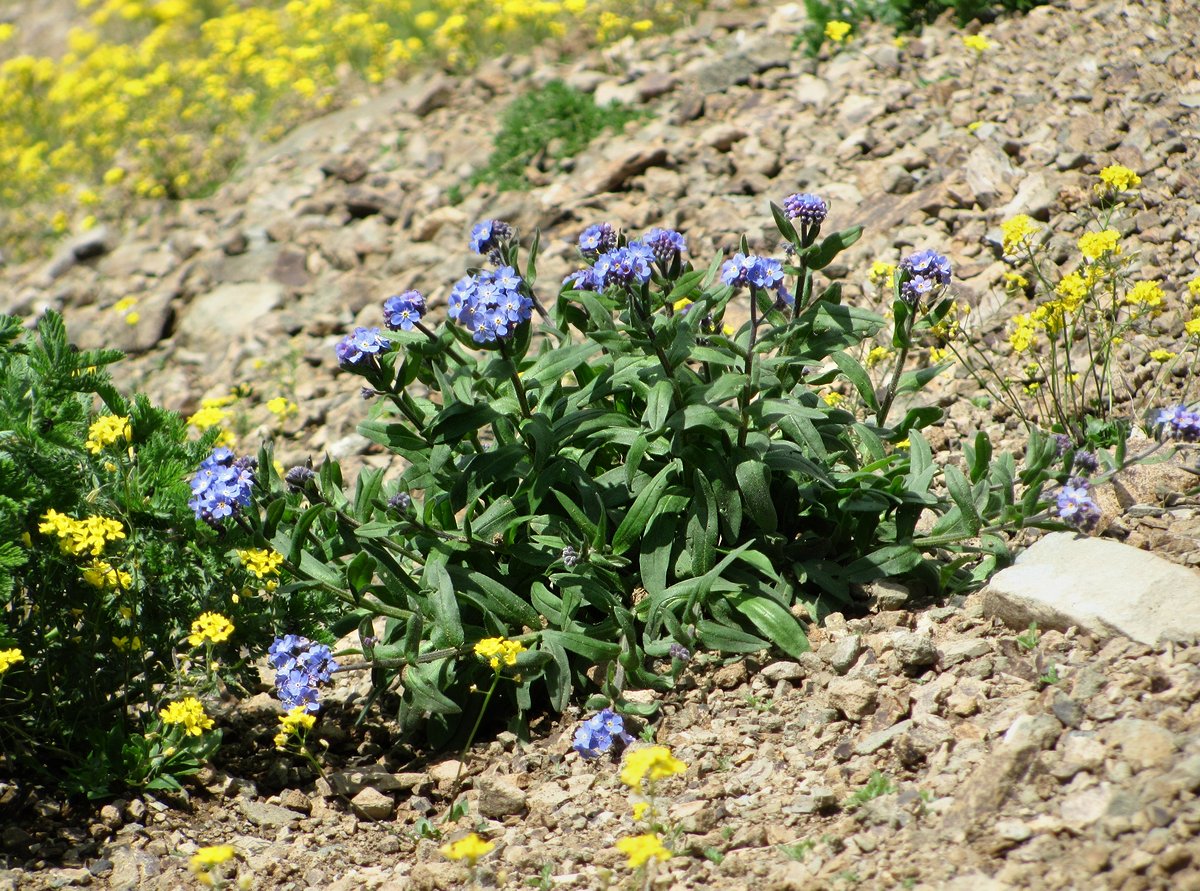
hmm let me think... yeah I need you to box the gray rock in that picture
[939,638,992,666]
[350,787,395,821]
[760,660,804,682]
[178,282,284,343]
[1101,719,1178,772]
[892,632,938,668]
[826,676,879,722]
[982,532,1200,645]
[107,847,161,891]
[855,719,914,755]
[474,775,527,818]
[238,799,302,828]
[1060,783,1115,826]
[828,634,864,674]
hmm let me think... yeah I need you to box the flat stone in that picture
[238,799,302,828]
[828,635,864,674]
[826,676,879,722]
[939,638,992,666]
[892,632,938,668]
[855,719,914,755]
[178,282,284,343]
[474,775,527,818]
[982,532,1200,645]
[1060,783,1114,826]
[1101,719,1178,772]
[760,660,804,682]
[351,787,395,821]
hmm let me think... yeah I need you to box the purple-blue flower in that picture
[898,249,952,307]
[643,228,687,264]
[1156,405,1200,442]
[448,267,532,343]
[593,242,655,289]
[383,291,426,332]
[335,326,389,367]
[578,222,616,258]
[783,193,828,227]
[562,267,602,292]
[268,635,338,713]
[189,449,255,524]
[572,708,633,759]
[469,219,514,255]
[1055,478,1100,532]
[721,253,786,292]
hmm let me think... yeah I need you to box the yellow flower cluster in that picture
[869,261,895,289]
[1096,164,1141,193]
[824,20,852,42]
[440,832,494,866]
[273,705,316,748]
[237,548,284,579]
[1124,280,1164,314]
[473,636,525,670]
[188,611,234,646]
[82,558,132,590]
[265,396,298,420]
[1078,229,1121,262]
[39,509,126,556]
[0,648,24,674]
[112,295,140,325]
[190,845,236,869]
[616,833,672,868]
[865,345,893,368]
[962,33,992,52]
[160,696,215,735]
[0,0,698,256]
[620,744,686,791]
[187,394,237,430]
[85,414,132,454]
[1000,214,1039,256]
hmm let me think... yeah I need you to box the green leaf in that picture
[896,361,953,396]
[523,343,602,389]
[472,496,519,541]
[967,430,993,484]
[643,379,674,432]
[541,630,621,662]
[422,550,464,648]
[694,619,769,654]
[346,551,376,594]
[944,464,983,535]
[830,351,879,411]
[285,504,325,567]
[735,456,777,533]
[730,594,810,659]
[403,661,461,715]
[612,459,680,555]
[808,226,863,270]
[844,544,924,582]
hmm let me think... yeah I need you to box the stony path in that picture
[4,0,1200,888]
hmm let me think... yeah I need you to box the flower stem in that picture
[876,301,918,428]
[449,671,500,805]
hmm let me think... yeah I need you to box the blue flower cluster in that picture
[643,227,687,264]
[189,448,255,524]
[720,252,792,305]
[898,249,953,307]
[335,326,389,367]
[383,291,426,332]
[578,222,617,258]
[469,219,514,256]
[572,707,633,759]
[448,266,532,343]
[1055,478,1101,532]
[1155,405,1200,441]
[783,192,828,227]
[268,634,338,713]
[594,243,655,288]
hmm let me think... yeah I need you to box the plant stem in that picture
[449,671,500,804]
[737,286,761,448]
[876,300,918,428]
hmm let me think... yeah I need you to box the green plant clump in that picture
[470,80,647,191]
[0,313,332,797]
[800,0,1048,52]
[234,194,1084,749]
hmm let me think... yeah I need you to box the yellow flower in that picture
[824,20,852,42]
[1188,276,1200,300]
[0,648,25,674]
[113,296,138,314]
[929,347,951,363]
[85,414,132,454]
[440,833,494,866]
[892,35,909,49]
[237,548,283,579]
[821,392,845,407]
[962,34,992,52]
[1150,349,1176,362]
[1186,317,1200,337]
[1055,272,1088,312]
[672,297,693,313]
[616,833,672,869]
[1000,214,1039,256]
[1004,271,1028,290]
[265,396,297,419]
[1008,314,1037,353]
[1125,280,1164,309]
[190,845,236,869]
[473,637,525,670]
[125,312,140,326]
[632,801,651,821]
[1097,164,1141,192]
[621,745,686,791]
[869,261,895,288]
[82,558,132,590]
[274,705,316,748]
[1078,229,1120,261]
[39,511,126,556]
[160,696,214,736]
[865,346,893,368]
[187,406,227,430]
[188,611,234,646]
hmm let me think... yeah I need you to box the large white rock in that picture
[982,532,1200,645]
